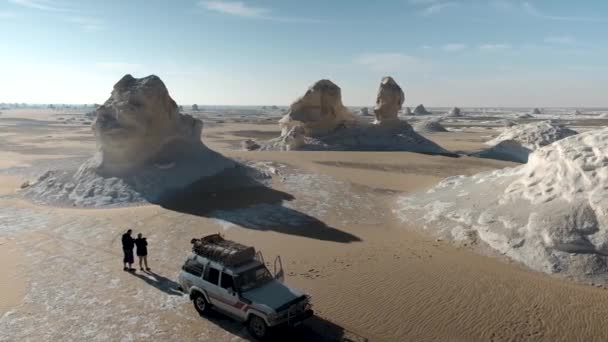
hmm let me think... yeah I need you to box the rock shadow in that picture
[156,169,361,243]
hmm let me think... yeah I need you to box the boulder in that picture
[241,139,260,151]
[413,104,431,115]
[446,107,461,117]
[414,119,448,133]
[93,75,203,176]
[373,76,404,124]
[278,79,358,137]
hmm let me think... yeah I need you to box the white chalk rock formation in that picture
[93,75,204,175]
[413,104,431,115]
[373,76,404,124]
[397,128,608,280]
[403,107,412,116]
[359,107,370,116]
[23,74,255,207]
[473,121,577,163]
[446,107,462,117]
[532,108,542,115]
[574,110,582,116]
[518,113,533,119]
[259,80,449,155]
[278,79,358,137]
[414,119,448,133]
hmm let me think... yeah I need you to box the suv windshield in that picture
[237,265,273,292]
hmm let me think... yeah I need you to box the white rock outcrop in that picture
[278,79,358,137]
[23,74,254,206]
[397,128,608,280]
[414,119,448,133]
[373,76,404,124]
[403,107,412,116]
[259,80,449,155]
[473,121,577,163]
[446,107,462,117]
[532,108,542,115]
[359,107,370,116]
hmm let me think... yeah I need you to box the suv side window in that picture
[220,272,235,291]
[204,266,220,285]
[183,259,205,277]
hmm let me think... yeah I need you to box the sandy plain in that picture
[1,108,608,341]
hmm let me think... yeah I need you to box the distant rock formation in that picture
[403,107,412,115]
[574,110,582,115]
[278,79,358,137]
[532,108,541,115]
[472,121,578,163]
[23,74,260,207]
[192,104,199,111]
[257,80,449,155]
[446,107,461,117]
[413,104,431,115]
[373,76,404,124]
[517,113,533,119]
[359,107,370,116]
[414,119,448,133]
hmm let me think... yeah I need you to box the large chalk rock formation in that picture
[93,75,203,175]
[258,79,449,155]
[473,121,578,163]
[397,128,608,281]
[278,79,357,137]
[23,75,257,207]
[373,76,404,124]
[414,119,448,133]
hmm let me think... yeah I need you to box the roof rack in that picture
[191,234,256,267]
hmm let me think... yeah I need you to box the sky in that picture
[0,0,607,107]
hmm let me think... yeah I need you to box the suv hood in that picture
[241,280,305,311]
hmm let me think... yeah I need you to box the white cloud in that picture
[421,45,432,49]
[479,43,511,50]
[197,1,321,23]
[420,2,457,15]
[68,17,105,31]
[8,0,70,12]
[354,53,427,73]
[522,2,601,22]
[199,1,269,18]
[544,36,575,44]
[443,43,466,51]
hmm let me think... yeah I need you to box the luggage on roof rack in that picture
[191,234,256,267]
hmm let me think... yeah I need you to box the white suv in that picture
[178,235,313,340]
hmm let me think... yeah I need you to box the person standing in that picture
[121,229,135,271]
[134,233,150,271]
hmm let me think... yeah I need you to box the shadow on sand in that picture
[129,270,183,296]
[157,169,361,243]
[200,308,369,342]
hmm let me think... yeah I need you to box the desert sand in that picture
[2,107,608,341]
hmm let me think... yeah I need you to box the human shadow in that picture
[157,167,361,243]
[128,270,183,296]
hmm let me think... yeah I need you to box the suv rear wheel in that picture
[192,292,209,315]
[247,315,269,340]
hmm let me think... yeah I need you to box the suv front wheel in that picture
[247,315,269,340]
[192,292,209,315]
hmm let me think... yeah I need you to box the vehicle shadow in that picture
[128,270,183,296]
[200,309,368,342]
[157,167,361,243]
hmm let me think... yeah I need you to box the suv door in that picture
[218,271,246,319]
[202,266,236,315]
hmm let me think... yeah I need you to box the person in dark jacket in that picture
[121,229,135,271]
[134,233,150,271]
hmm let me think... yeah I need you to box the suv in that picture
[178,234,313,340]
